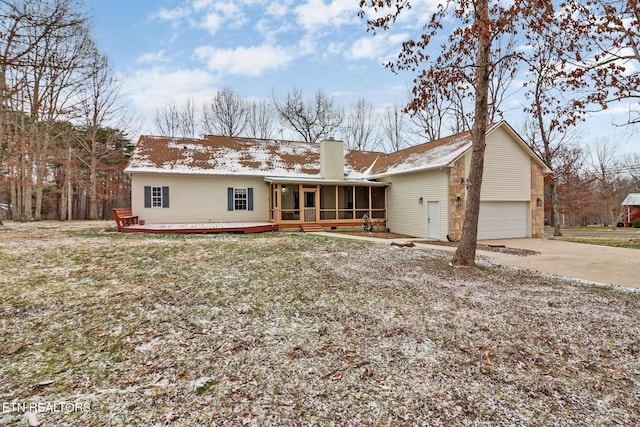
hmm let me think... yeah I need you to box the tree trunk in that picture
[18,141,32,222]
[33,136,48,221]
[550,181,562,236]
[9,173,17,220]
[452,0,491,266]
[88,148,98,220]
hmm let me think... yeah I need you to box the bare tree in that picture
[411,34,516,142]
[202,88,248,137]
[622,153,640,187]
[246,99,276,139]
[272,87,344,143]
[520,27,586,237]
[409,91,451,142]
[154,100,181,138]
[154,98,197,138]
[343,98,380,151]
[590,139,626,228]
[554,145,594,226]
[523,116,580,236]
[0,0,93,221]
[74,48,136,220]
[381,104,410,152]
[180,98,197,139]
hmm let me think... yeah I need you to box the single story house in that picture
[621,193,640,227]
[123,121,551,240]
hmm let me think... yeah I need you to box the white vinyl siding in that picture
[465,126,531,201]
[386,169,449,239]
[131,174,267,224]
[478,201,529,239]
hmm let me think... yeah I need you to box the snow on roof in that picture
[124,123,507,180]
[622,193,640,206]
[125,136,323,177]
[125,135,387,179]
[371,133,473,178]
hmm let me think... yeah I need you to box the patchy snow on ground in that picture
[0,221,638,426]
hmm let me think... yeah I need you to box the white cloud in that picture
[199,2,247,34]
[194,44,294,76]
[294,0,359,32]
[349,37,378,60]
[215,2,242,16]
[193,0,214,10]
[203,13,222,34]
[347,33,409,62]
[135,50,170,64]
[154,6,191,21]
[122,67,219,133]
[265,1,292,17]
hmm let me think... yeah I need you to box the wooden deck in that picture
[118,222,279,234]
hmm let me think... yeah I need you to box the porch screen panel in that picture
[371,187,385,218]
[355,186,369,220]
[281,184,300,220]
[320,186,336,220]
[338,186,353,219]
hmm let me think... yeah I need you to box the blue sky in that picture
[84,0,637,154]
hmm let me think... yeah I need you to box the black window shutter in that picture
[247,188,253,211]
[162,186,169,208]
[227,187,234,211]
[144,186,151,208]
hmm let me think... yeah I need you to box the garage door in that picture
[478,201,528,240]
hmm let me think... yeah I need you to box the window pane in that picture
[281,185,298,209]
[320,211,336,220]
[152,186,162,207]
[234,188,247,211]
[320,186,336,209]
[281,184,299,220]
[355,186,369,209]
[337,186,352,210]
[338,211,353,219]
[371,187,385,209]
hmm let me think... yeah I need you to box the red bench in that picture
[113,208,139,231]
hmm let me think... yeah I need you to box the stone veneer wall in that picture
[531,159,546,238]
[448,157,466,241]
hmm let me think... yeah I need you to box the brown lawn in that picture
[0,221,638,426]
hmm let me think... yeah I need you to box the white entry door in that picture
[427,201,440,239]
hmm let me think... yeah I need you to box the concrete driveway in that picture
[473,238,639,289]
[317,232,638,289]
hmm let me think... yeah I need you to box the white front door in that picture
[427,201,440,239]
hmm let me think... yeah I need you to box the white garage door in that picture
[478,201,529,240]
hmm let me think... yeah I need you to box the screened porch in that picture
[267,181,388,228]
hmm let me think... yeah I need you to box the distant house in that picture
[124,121,551,240]
[621,193,640,227]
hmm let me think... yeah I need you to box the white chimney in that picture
[320,138,344,180]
